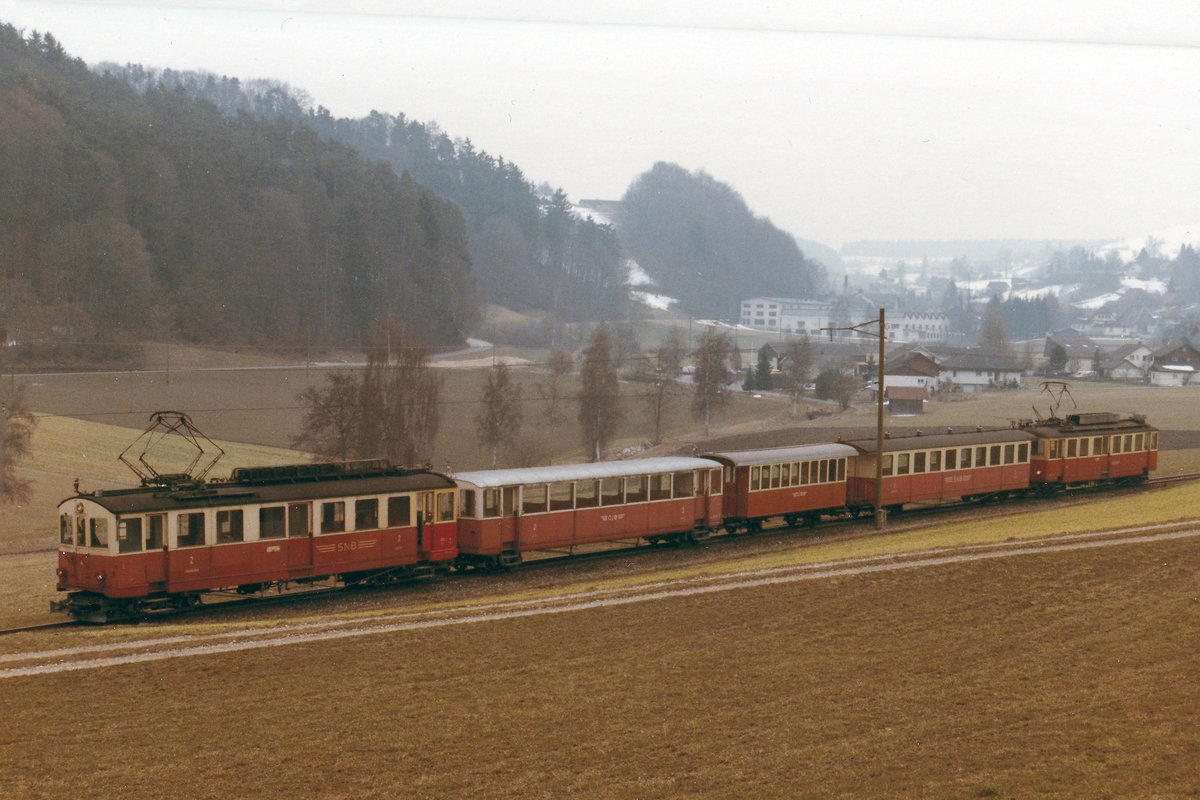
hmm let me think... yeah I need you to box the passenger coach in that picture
[844,428,1036,511]
[704,443,858,531]
[454,457,724,568]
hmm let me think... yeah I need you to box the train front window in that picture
[117,518,143,553]
[217,510,244,543]
[60,514,73,545]
[260,507,286,539]
[89,518,109,549]
[177,512,205,547]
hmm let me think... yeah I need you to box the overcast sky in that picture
[6,1,1200,248]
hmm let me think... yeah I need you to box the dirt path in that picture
[4,520,1195,679]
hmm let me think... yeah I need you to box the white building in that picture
[739,298,833,334]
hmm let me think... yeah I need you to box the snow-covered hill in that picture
[1097,223,1200,261]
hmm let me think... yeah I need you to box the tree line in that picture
[0,26,477,368]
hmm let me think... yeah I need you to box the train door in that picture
[287,502,312,572]
[501,487,519,549]
[418,492,435,553]
[145,514,167,586]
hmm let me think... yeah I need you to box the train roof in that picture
[453,457,722,488]
[843,427,1035,455]
[703,443,859,467]
[1020,412,1157,438]
[63,462,455,515]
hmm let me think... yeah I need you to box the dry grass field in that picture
[2,531,1198,799]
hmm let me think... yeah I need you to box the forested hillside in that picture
[103,65,630,323]
[0,25,476,363]
[618,163,826,318]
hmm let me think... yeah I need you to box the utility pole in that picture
[822,307,888,530]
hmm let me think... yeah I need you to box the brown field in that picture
[2,531,1198,799]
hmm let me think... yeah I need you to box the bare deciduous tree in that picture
[0,385,37,503]
[544,346,573,419]
[779,337,815,416]
[646,329,686,445]
[578,323,619,461]
[476,362,521,467]
[293,320,443,466]
[691,328,734,437]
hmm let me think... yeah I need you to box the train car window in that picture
[1004,444,1015,464]
[118,518,143,553]
[929,450,942,471]
[523,485,549,513]
[1018,443,1029,463]
[388,496,412,526]
[837,458,846,481]
[1031,440,1044,456]
[973,447,986,467]
[60,514,73,545]
[177,512,205,547]
[770,464,781,489]
[989,445,1001,465]
[88,518,109,549]
[780,463,791,486]
[550,482,574,511]
[437,492,455,522]
[603,478,627,505]
[1151,432,1159,449]
[881,454,893,477]
[750,466,762,491]
[321,502,346,534]
[896,453,910,476]
[650,474,672,501]
[1092,436,1104,454]
[355,499,379,530]
[673,471,694,498]
[481,490,500,518]
[791,463,801,486]
[800,461,811,484]
[217,509,244,543]
[626,476,648,503]
[576,481,599,508]
[1066,439,1077,458]
[260,507,286,539]
[913,452,926,474]
[1124,435,1134,452]
[1110,436,1121,454]
[945,449,957,470]
[1078,439,1089,457]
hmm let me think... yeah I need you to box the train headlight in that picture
[95,572,106,584]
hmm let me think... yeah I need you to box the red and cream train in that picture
[53,411,1159,621]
